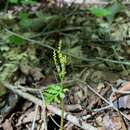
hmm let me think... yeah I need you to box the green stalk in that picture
[53,41,66,130]
[60,98,64,130]
[60,81,64,130]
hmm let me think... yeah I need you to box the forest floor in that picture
[0,1,130,130]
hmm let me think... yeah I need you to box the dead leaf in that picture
[16,108,40,126]
[29,67,45,81]
[65,104,82,112]
[113,95,130,109]
[97,83,105,93]
[112,81,130,101]
[2,119,13,130]
[119,81,130,91]
[68,85,85,104]
[103,112,127,130]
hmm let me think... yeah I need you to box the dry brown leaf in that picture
[113,95,130,109]
[112,81,130,101]
[2,119,13,130]
[29,67,45,81]
[103,112,127,130]
[96,116,105,130]
[68,85,85,104]
[119,81,130,91]
[97,83,105,93]
[16,108,40,126]
[97,127,105,130]
[65,104,82,112]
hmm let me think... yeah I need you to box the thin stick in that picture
[39,90,47,130]
[96,57,130,65]
[63,1,130,5]
[14,79,75,93]
[112,87,130,94]
[49,115,61,128]
[31,104,38,130]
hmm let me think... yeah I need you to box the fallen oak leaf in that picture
[111,81,130,101]
[102,112,127,130]
[2,119,13,130]
[119,81,130,91]
[113,95,130,109]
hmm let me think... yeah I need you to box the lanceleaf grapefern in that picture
[43,41,67,104]
[53,41,67,82]
[43,41,67,130]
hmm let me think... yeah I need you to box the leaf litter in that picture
[1,1,130,130]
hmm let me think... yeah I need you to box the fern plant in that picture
[44,84,67,104]
[43,41,67,130]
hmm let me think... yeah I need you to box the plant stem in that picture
[60,98,64,130]
[60,80,64,130]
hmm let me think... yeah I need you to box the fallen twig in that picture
[14,79,75,93]
[96,57,130,66]
[39,90,47,130]
[3,82,97,130]
[62,0,130,6]
[31,104,38,130]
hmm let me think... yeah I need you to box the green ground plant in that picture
[9,0,37,4]
[43,41,67,130]
[89,0,125,24]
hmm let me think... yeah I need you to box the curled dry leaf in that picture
[119,81,130,92]
[97,82,105,93]
[113,95,130,109]
[29,68,45,82]
[112,81,130,101]
[65,104,82,112]
[67,85,85,104]
[102,112,127,130]
[96,116,105,130]
[16,108,40,126]
[2,119,13,130]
